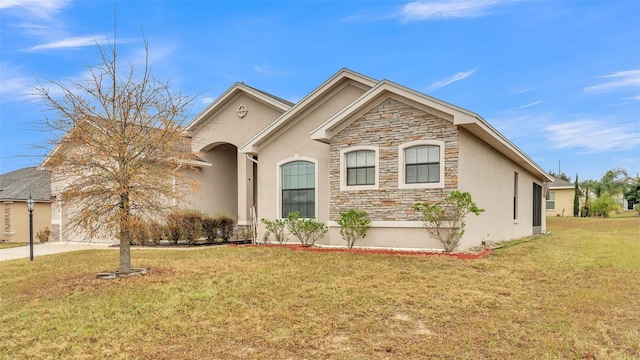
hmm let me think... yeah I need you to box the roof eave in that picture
[240,68,378,153]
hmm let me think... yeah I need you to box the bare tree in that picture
[37,39,197,274]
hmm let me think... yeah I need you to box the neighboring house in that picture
[183,68,553,250]
[545,177,582,217]
[0,167,52,243]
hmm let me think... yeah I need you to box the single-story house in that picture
[182,68,553,250]
[44,68,553,249]
[1,167,53,243]
[546,177,581,217]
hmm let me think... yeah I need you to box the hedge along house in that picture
[188,68,553,251]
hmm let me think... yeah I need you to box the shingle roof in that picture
[0,167,52,202]
[548,177,574,188]
[242,83,295,107]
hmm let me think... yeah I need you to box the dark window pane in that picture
[281,160,315,218]
[346,150,375,186]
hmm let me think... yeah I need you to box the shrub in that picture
[216,214,236,242]
[337,209,371,248]
[181,210,204,245]
[145,220,163,245]
[129,217,148,245]
[286,211,328,247]
[413,190,484,253]
[165,209,205,244]
[165,211,183,244]
[36,227,51,243]
[261,218,288,244]
[590,192,619,218]
[202,217,221,243]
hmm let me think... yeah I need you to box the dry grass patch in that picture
[0,242,28,250]
[1,217,638,359]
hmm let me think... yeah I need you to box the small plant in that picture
[337,209,371,248]
[36,227,51,243]
[413,190,484,252]
[261,218,288,244]
[286,211,328,247]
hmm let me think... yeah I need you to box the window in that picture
[546,191,555,210]
[340,146,379,191]
[399,140,445,189]
[405,146,440,183]
[346,150,375,186]
[281,160,315,218]
[513,172,519,220]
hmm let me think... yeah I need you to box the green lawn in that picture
[1,217,638,359]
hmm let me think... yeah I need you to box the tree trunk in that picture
[119,238,132,274]
[118,192,132,274]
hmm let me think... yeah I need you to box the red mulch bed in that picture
[231,243,491,259]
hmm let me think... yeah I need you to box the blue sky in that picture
[1,0,639,181]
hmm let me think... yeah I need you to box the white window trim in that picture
[276,156,319,219]
[398,140,445,189]
[340,146,379,191]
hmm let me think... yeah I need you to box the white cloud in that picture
[253,65,287,76]
[545,119,640,153]
[584,70,640,93]
[200,97,215,105]
[426,68,476,91]
[0,0,70,19]
[0,61,35,102]
[26,35,112,51]
[400,0,504,21]
[512,100,543,110]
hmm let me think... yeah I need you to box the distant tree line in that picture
[577,168,638,217]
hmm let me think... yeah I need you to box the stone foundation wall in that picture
[329,97,459,221]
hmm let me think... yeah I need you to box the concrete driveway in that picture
[0,242,114,261]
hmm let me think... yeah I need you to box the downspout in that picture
[246,154,258,164]
[172,164,182,206]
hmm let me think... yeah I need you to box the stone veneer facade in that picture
[329,98,459,221]
[3,202,12,235]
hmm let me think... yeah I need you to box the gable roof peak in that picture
[240,68,378,154]
[185,81,292,132]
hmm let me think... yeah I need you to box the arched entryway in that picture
[198,143,238,218]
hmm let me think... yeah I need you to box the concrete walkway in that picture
[0,242,114,262]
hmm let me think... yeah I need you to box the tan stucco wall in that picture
[255,82,369,228]
[546,188,575,217]
[190,93,285,152]
[187,144,238,218]
[2,201,52,243]
[458,128,546,248]
[187,92,286,223]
